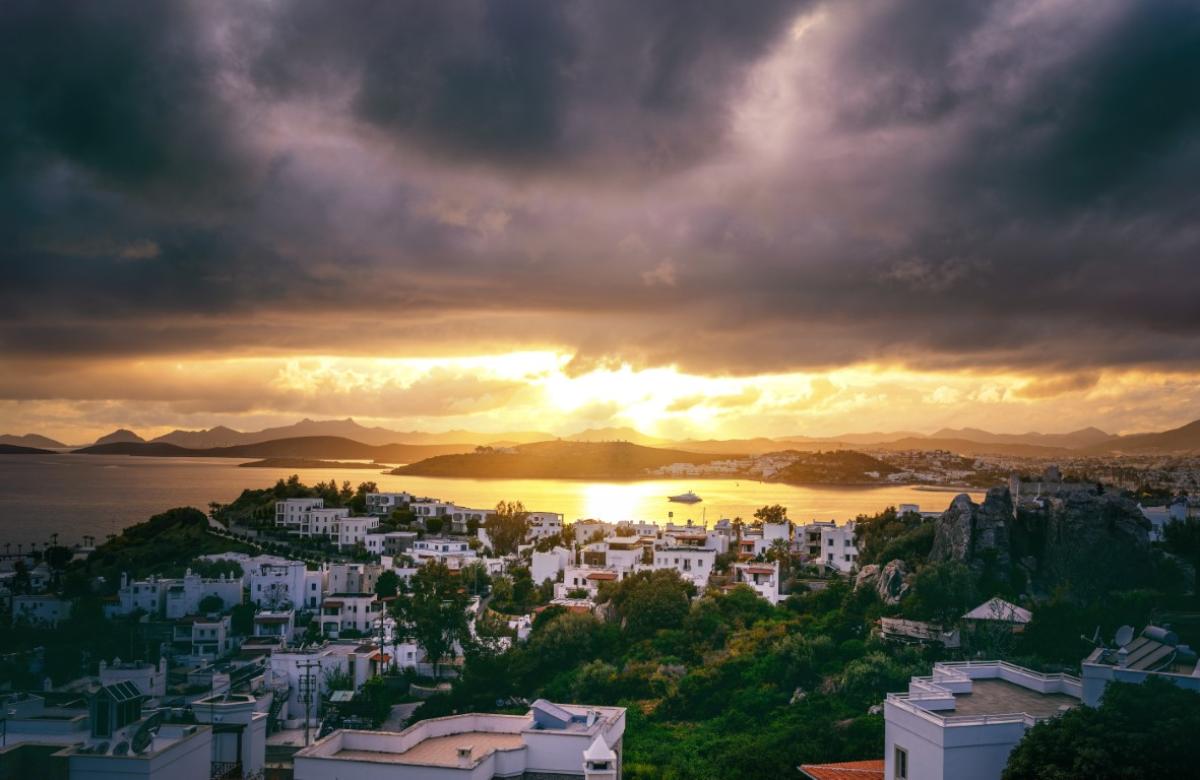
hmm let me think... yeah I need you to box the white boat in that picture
[668,491,702,504]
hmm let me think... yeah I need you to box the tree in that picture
[391,561,469,679]
[199,594,225,614]
[460,562,492,597]
[1003,679,1200,779]
[1164,517,1200,600]
[606,570,695,640]
[753,505,788,526]
[375,570,400,598]
[488,501,530,556]
[230,602,255,636]
[903,561,975,625]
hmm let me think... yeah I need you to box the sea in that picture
[0,454,981,547]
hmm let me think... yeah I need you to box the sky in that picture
[2,0,1200,444]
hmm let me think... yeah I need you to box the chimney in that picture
[457,746,473,768]
[1117,647,1129,668]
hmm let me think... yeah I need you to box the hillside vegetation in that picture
[392,440,725,479]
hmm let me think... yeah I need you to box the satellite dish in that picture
[1114,625,1135,648]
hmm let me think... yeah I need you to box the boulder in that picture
[875,559,911,604]
[855,564,880,591]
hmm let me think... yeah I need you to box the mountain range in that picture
[0,433,67,449]
[7,417,1200,458]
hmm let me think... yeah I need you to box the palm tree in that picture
[767,538,792,580]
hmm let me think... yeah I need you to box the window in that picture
[894,746,908,779]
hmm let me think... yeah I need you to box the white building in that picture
[320,593,383,637]
[582,537,644,574]
[411,538,477,566]
[1080,625,1200,706]
[801,520,859,574]
[883,661,1082,780]
[253,609,296,643]
[174,615,235,663]
[556,566,622,600]
[527,511,565,540]
[731,561,783,604]
[249,560,323,609]
[116,574,169,616]
[327,562,383,594]
[337,516,376,550]
[11,594,71,626]
[276,498,326,531]
[648,547,716,588]
[193,692,268,779]
[98,658,168,699]
[268,643,382,723]
[164,570,243,619]
[293,699,625,780]
[532,546,572,586]
[0,688,213,780]
[365,491,416,515]
[573,520,614,544]
[308,507,352,538]
[616,520,659,537]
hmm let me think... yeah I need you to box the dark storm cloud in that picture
[2,0,1200,384]
[253,0,806,169]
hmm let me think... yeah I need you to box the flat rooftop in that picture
[950,679,1078,718]
[335,731,525,767]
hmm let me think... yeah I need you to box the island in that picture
[391,440,728,480]
[238,457,391,469]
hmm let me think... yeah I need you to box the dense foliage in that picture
[411,573,930,779]
[1003,679,1200,779]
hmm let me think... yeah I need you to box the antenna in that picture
[1114,625,1135,648]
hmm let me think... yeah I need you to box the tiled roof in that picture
[799,760,885,780]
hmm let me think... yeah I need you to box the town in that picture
[2,466,1198,780]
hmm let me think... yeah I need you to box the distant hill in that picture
[73,436,475,461]
[392,440,722,480]
[929,426,1113,449]
[94,428,145,446]
[238,457,387,469]
[872,437,1073,457]
[149,418,552,447]
[565,427,672,446]
[0,433,67,448]
[768,450,900,485]
[815,431,925,445]
[0,443,54,455]
[1088,418,1200,454]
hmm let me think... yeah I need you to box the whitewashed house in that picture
[293,700,625,780]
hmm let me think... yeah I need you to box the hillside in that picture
[73,435,474,461]
[93,428,145,445]
[0,433,67,448]
[1090,418,1200,454]
[149,418,554,448]
[767,450,900,485]
[0,443,54,455]
[85,506,254,578]
[930,426,1113,449]
[238,457,388,469]
[392,440,723,479]
[871,437,1072,457]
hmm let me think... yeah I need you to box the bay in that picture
[0,454,979,547]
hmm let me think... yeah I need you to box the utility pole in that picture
[297,658,322,746]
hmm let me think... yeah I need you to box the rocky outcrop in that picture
[929,484,1153,597]
[855,559,910,604]
[930,486,1013,575]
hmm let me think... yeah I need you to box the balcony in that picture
[211,761,243,780]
